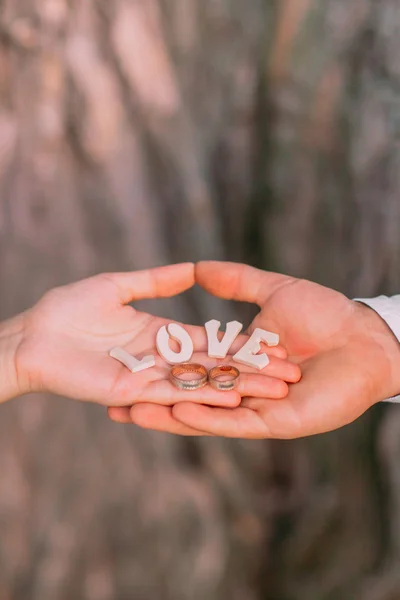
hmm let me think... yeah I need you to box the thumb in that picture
[106,263,195,304]
[195,261,295,307]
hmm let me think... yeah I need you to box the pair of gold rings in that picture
[170,363,240,392]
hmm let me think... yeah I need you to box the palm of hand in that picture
[249,278,355,359]
[246,278,386,433]
[17,275,161,404]
[16,265,297,411]
[16,266,231,408]
[163,263,398,438]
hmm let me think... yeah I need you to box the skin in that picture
[114,261,400,438]
[0,263,299,412]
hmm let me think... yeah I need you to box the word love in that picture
[109,321,279,374]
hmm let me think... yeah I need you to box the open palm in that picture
[15,263,298,412]
[126,262,400,437]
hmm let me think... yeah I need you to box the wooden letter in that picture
[156,323,194,364]
[109,347,156,373]
[205,319,243,359]
[233,328,279,371]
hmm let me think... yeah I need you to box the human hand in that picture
[5,263,298,410]
[124,262,400,438]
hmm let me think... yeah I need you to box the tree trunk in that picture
[0,1,399,598]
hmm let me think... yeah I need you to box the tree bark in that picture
[0,0,399,598]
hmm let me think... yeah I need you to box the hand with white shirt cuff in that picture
[354,295,400,403]
[126,262,400,439]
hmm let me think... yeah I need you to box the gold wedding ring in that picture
[208,365,240,392]
[170,363,208,391]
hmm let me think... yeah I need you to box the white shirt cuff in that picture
[354,295,400,403]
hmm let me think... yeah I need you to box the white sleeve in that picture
[354,295,400,403]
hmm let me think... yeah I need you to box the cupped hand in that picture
[126,261,400,438]
[15,263,298,410]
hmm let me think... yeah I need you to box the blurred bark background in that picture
[1,0,400,598]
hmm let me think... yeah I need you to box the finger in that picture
[195,261,295,306]
[172,400,303,439]
[261,356,301,383]
[108,404,211,435]
[134,379,242,408]
[107,263,195,304]
[107,406,132,424]
[238,374,288,398]
[267,345,287,359]
[130,404,213,436]
[172,403,270,439]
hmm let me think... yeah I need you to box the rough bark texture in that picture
[0,1,399,599]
